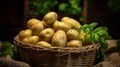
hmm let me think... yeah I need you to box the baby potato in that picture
[31,22,44,35]
[42,21,53,28]
[66,40,82,48]
[39,28,55,43]
[36,41,52,48]
[66,29,79,40]
[27,18,41,29]
[43,12,57,25]
[61,17,81,30]
[52,30,67,47]
[22,36,39,45]
[18,29,32,40]
[53,20,71,32]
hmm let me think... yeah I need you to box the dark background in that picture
[0,0,120,42]
[0,0,25,42]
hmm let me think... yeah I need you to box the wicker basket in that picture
[14,35,100,67]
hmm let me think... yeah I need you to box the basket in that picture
[13,35,100,67]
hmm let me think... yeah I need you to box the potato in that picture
[61,17,81,30]
[66,40,82,48]
[31,22,44,35]
[18,29,32,40]
[52,30,67,47]
[66,29,79,40]
[43,12,57,25]
[27,18,41,29]
[42,21,52,28]
[53,20,71,32]
[39,28,54,43]
[36,41,52,48]
[22,36,39,45]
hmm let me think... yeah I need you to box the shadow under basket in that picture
[13,35,100,67]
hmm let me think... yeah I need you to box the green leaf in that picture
[98,37,108,60]
[58,3,69,12]
[1,47,14,57]
[96,29,111,40]
[89,22,98,30]
[99,48,105,60]
[99,37,108,49]
[80,24,89,32]
[0,41,18,59]
[94,33,99,42]
[69,0,81,5]
[96,30,107,36]
[93,27,108,33]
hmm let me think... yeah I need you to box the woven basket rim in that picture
[13,35,100,52]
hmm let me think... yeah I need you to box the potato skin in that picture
[42,21,52,28]
[43,12,57,25]
[22,36,39,45]
[36,41,52,48]
[66,40,82,48]
[31,22,44,35]
[27,18,41,29]
[18,29,32,40]
[66,29,79,40]
[61,17,81,30]
[53,20,71,32]
[39,28,54,43]
[52,30,67,47]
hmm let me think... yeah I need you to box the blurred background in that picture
[0,0,120,42]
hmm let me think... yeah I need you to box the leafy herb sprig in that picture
[79,22,112,60]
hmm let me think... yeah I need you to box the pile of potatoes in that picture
[18,12,82,48]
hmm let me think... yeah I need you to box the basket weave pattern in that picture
[14,36,100,67]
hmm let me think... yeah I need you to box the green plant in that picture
[79,22,112,60]
[58,0,83,21]
[0,41,18,60]
[29,0,83,22]
[58,0,82,15]
[29,0,58,14]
